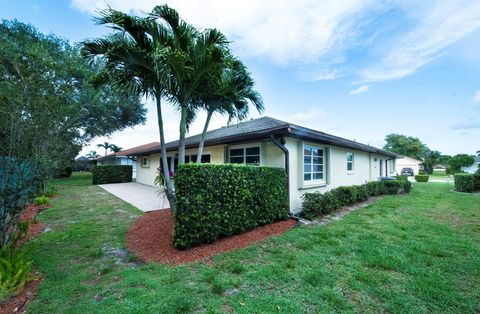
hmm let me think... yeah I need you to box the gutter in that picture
[270,135,291,213]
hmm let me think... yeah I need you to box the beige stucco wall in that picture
[134,137,395,213]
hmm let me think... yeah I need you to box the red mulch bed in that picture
[18,204,48,244]
[127,209,296,266]
[0,276,43,313]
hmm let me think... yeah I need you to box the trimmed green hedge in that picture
[454,173,475,193]
[173,164,289,249]
[92,165,132,185]
[301,179,408,220]
[414,175,429,182]
[473,173,480,191]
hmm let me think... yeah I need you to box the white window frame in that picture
[346,152,354,173]
[303,144,325,185]
[141,155,150,168]
[228,145,261,165]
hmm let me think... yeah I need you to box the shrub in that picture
[34,195,50,206]
[43,185,58,197]
[454,173,475,193]
[333,186,358,206]
[355,185,369,202]
[396,175,412,194]
[365,181,383,196]
[173,164,289,249]
[383,180,401,194]
[414,175,429,182]
[473,173,480,191]
[418,170,426,175]
[0,246,33,301]
[92,165,132,185]
[55,166,72,178]
[301,191,341,219]
[0,158,38,247]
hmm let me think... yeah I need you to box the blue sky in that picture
[2,0,479,156]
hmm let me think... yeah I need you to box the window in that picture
[346,152,354,172]
[185,154,211,163]
[141,156,149,168]
[303,145,324,182]
[229,146,260,165]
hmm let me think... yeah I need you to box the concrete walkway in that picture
[98,182,169,212]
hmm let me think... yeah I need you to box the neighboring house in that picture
[74,156,93,172]
[396,156,423,175]
[461,156,480,173]
[132,117,397,213]
[96,142,160,179]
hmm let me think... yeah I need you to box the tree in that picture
[0,20,146,184]
[383,134,428,160]
[477,149,480,156]
[97,142,115,156]
[86,151,100,159]
[110,144,122,153]
[422,150,441,174]
[150,5,229,165]
[196,56,263,162]
[446,154,475,175]
[81,7,178,211]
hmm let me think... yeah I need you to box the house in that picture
[74,156,94,172]
[96,142,159,179]
[132,117,397,213]
[461,156,480,173]
[395,156,423,175]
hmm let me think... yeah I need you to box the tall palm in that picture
[196,57,264,162]
[110,144,122,153]
[150,6,229,165]
[97,141,115,156]
[82,7,178,211]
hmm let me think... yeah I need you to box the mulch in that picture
[126,209,297,266]
[0,202,50,313]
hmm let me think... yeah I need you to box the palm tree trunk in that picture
[178,106,187,165]
[196,110,213,163]
[155,95,176,212]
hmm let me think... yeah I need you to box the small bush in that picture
[34,195,50,206]
[365,181,382,196]
[383,180,401,194]
[418,170,426,175]
[302,191,341,219]
[92,165,132,185]
[333,186,358,206]
[356,185,369,202]
[396,175,412,193]
[43,185,58,197]
[454,174,475,193]
[173,164,289,249]
[0,246,33,301]
[414,175,429,182]
[473,173,480,191]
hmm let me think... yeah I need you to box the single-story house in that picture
[74,156,94,172]
[132,117,397,213]
[461,156,480,173]
[395,156,423,175]
[96,142,159,179]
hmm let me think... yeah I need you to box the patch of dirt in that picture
[18,204,48,245]
[0,275,43,313]
[126,209,296,266]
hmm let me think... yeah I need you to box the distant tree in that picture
[446,154,475,175]
[110,145,122,153]
[383,134,428,160]
[477,149,480,156]
[86,151,100,159]
[422,150,442,174]
[96,142,117,156]
[0,20,146,184]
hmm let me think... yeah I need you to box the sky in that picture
[1,0,479,156]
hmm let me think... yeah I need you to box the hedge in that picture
[454,173,475,193]
[414,174,429,182]
[474,173,480,191]
[92,165,132,185]
[173,164,289,249]
[301,179,408,220]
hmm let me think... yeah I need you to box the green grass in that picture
[25,174,480,313]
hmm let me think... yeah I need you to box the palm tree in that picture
[86,151,100,159]
[110,144,122,153]
[477,150,480,156]
[196,56,264,162]
[97,142,115,156]
[150,6,229,165]
[82,6,178,211]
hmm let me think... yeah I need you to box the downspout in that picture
[270,135,291,213]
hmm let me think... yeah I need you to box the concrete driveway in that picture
[98,182,169,212]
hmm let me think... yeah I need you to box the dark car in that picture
[400,167,414,176]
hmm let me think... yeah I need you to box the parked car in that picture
[401,167,414,176]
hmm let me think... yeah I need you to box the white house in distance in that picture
[131,117,397,213]
[96,142,159,179]
[395,156,423,175]
[461,156,480,173]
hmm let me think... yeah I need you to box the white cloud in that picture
[451,118,480,130]
[473,90,480,103]
[360,1,480,82]
[349,84,370,95]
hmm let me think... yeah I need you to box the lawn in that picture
[25,173,480,313]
